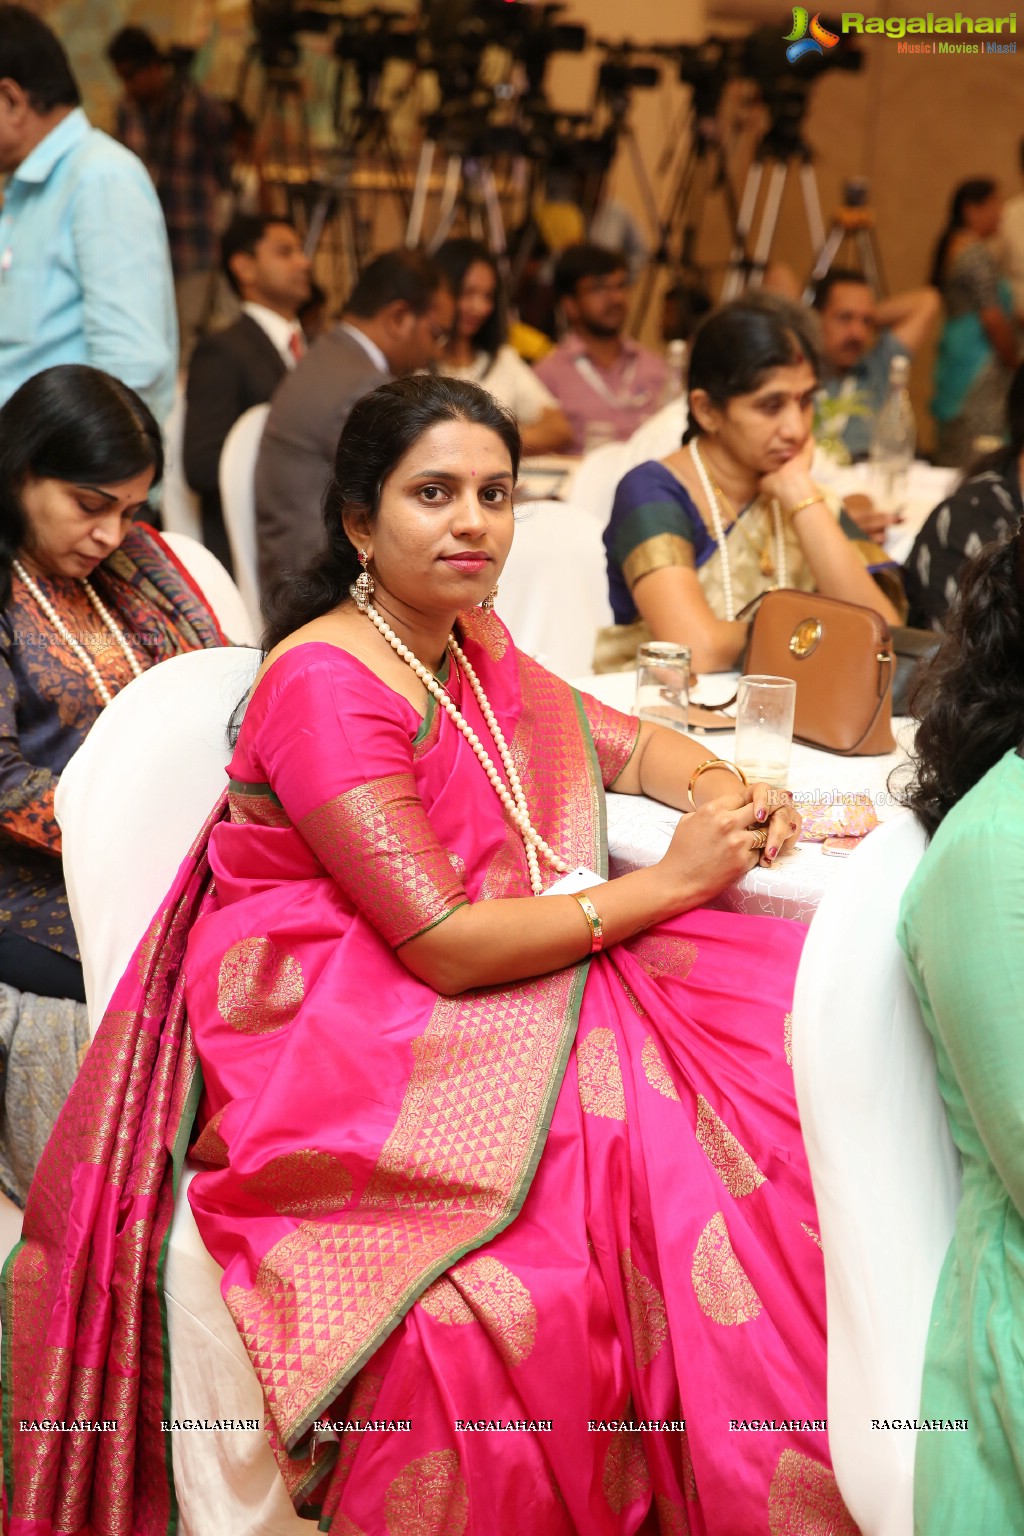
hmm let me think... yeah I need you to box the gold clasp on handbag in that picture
[789,618,822,658]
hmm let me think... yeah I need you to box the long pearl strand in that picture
[689,440,786,622]
[12,559,144,708]
[363,600,568,895]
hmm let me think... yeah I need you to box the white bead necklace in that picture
[363,600,568,895]
[689,440,785,622]
[12,559,144,708]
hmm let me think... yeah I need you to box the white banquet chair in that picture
[622,395,688,470]
[791,812,961,1536]
[160,531,258,646]
[55,647,311,1533]
[219,403,269,634]
[566,439,632,526]
[160,378,203,543]
[499,499,612,678]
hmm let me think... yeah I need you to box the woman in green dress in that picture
[898,525,1024,1531]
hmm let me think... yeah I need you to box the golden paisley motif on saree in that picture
[418,1256,536,1367]
[641,1036,679,1100]
[217,937,304,1033]
[784,1011,794,1066]
[655,1494,688,1534]
[384,1449,469,1536]
[418,1275,475,1325]
[191,1106,230,1168]
[602,1412,651,1514]
[695,1096,766,1198]
[691,1212,763,1326]
[620,1249,668,1368]
[680,1429,698,1498]
[768,1449,859,1535]
[577,1028,626,1120]
[625,932,698,980]
[801,1223,823,1250]
[240,1149,354,1216]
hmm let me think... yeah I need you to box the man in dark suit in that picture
[183,214,311,570]
[255,249,453,596]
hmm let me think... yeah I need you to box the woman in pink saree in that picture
[3,377,855,1535]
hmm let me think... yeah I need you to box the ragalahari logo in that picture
[785,8,841,61]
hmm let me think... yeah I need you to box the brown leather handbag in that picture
[743,588,896,755]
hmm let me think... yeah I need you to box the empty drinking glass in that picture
[635,642,691,734]
[733,675,796,787]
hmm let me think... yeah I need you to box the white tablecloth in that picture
[576,669,916,924]
[812,457,957,567]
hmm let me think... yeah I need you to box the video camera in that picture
[250,0,338,69]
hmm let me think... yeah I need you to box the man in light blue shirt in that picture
[0,6,177,423]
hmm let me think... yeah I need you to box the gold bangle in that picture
[687,757,747,811]
[785,494,825,521]
[572,893,604,954]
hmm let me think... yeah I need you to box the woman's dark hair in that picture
[434,239,506,357]
[929,177,998,289]
[898,532,1024,836]
[0,365,163,607]
[0,4,81,112]
[263,375,522,651]
[683,294,820,443]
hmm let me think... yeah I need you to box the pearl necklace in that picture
[689,440,786,622]
[13,559,144,708]
[363,600,568,895]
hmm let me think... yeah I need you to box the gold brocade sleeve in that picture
[579,694,642,788]
[621,533,695,593]
[298,770,468,948]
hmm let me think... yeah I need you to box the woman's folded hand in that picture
[659,786,803,911]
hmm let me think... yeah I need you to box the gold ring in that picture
[750,827,770,852]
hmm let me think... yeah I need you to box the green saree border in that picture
[2,1235,26,1513]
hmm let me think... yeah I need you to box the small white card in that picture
[541,866,607,896]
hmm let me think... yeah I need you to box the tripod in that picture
[806,204,887,298]
[406,121,526,293]
[235,47,313,193]
[721,131,825,300]
[632,101,747,333]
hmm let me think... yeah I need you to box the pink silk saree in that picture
[2,610,855,1535]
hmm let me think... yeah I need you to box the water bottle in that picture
[661,339,687,408]
[868,355,916,515]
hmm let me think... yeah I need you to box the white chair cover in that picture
[622,396,688,470]
[56,647,260,1027]
[218,403,269,633]
[55,647,310,1532]
[791,812,961,1536]
[565,439,632,525]
[160,531,258,646]
[160,378,203,543]
[498,500,613,679]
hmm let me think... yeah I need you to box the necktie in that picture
[289,330,304,365]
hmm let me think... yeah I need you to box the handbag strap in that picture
[828,651,894,755]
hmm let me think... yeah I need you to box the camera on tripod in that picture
[250,0,339,70]
[596,42,660,97]
[332,8,418,70]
